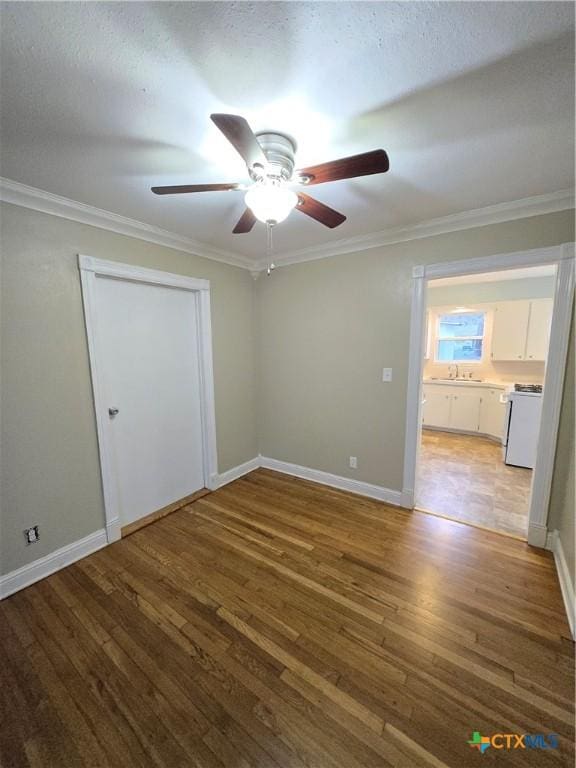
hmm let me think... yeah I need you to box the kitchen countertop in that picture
[423,378,510,389]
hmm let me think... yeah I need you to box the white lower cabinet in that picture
[422,384,505,439]
[478,388,507,440]
[450,392,481,432]
[422,388,452,428]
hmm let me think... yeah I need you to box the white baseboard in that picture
[0,456,261,601]
[211,457,260,490]
[400,488,415,509]
[546,529,575,639]
[106,517,122,542]
[527,521,548,548]
[259,456,403,507]
[0,528,108,600]
[0,456,406,601]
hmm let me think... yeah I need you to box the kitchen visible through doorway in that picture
[415,265,556,538]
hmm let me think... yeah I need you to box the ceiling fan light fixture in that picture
[244,183,298,224]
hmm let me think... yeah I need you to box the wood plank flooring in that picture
[1,469,573,768]
[417,430,532,538]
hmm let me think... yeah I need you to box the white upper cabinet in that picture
[491,299,552,362]
[491,301,530,361]
[525,298,553,361]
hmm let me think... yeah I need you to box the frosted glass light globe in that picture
[245,184,297,224]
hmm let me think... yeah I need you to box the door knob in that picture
[108,407,119,417]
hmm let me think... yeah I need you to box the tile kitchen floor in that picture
[416,429,532,537]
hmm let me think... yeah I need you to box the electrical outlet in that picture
[349,456,358,469]
[24,526,39,545]
[382,368,393,382]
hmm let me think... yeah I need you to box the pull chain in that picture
[266,222,275,276]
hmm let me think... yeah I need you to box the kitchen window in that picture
[435,311,486,362]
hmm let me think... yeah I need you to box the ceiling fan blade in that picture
[233,208,257,234]
[296,149,389,186]
[211,113,267,170]
[151,183,239,195]
[296,193,346,228]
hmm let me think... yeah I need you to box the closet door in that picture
[94,275,205,528]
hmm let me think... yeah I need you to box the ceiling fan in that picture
[151,114,390,233]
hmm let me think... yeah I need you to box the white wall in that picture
[427,275,556,306]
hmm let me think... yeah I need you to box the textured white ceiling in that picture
[1,1,574,264]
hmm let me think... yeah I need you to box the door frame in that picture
[79,255,218,543]
[402,242,574,546]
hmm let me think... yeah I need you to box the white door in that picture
[449,392,481,432]
[491,301,530,360]
[525,298,553,361]
[94,275,205,528]
[422,388,452,428]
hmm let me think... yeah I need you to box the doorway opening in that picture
[402,244,574,547]
[416,265,556,538]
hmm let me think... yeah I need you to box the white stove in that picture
[503,386,543,469]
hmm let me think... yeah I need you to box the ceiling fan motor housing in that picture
[253,132,297,181]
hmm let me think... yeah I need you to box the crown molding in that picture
[0,177,254,271]
[254,188,575,271]
[2,178,572,274]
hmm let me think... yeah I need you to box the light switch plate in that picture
[382,368,393,382]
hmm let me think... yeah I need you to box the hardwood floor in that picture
[1,469,573,768]
[417,430,532,538]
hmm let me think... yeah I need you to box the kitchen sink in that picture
[429,377,484,382]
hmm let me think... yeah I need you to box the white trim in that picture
[211,457,260,489]
[260,456,402,507]
[402,265,427,512]
[197,290,219,490]
[527,522,549,549]
[255,190,575,270]
[423,244,573,279]
[2,177,572,274]
[0,529,107,600]
[79,255,219,541]
[546,530,575,639]
[0,177,252,270]
[403,243,575,547]
[529,247,575,538]
[79,254,210,291]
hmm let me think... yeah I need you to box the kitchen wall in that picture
[424,307,546,385]
[427,275,556,306]
[0,202,258,576]
[256,210,574,498]
[424,276,555,384]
